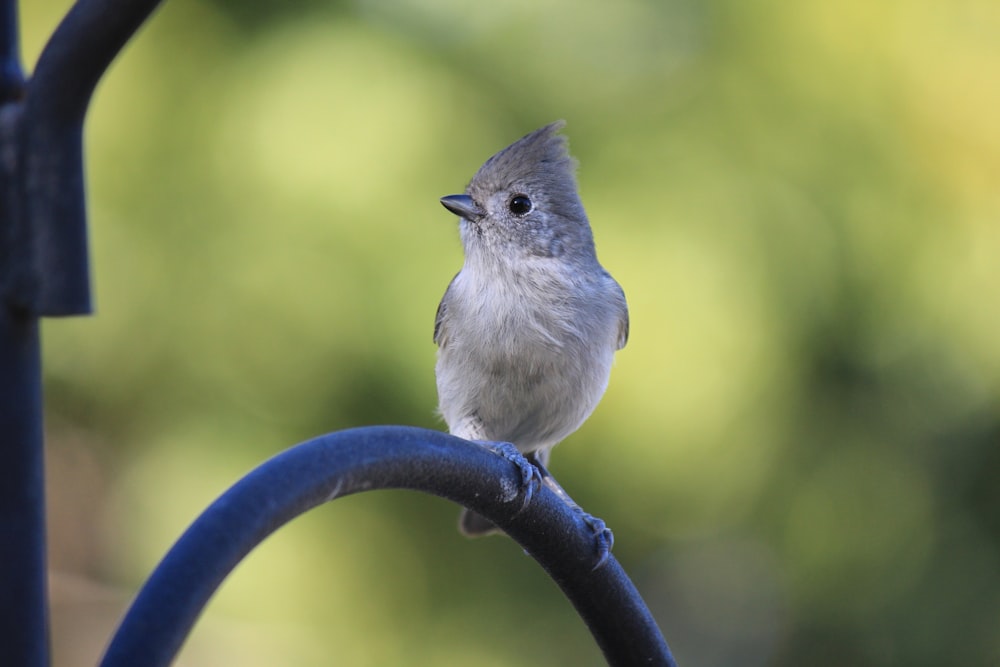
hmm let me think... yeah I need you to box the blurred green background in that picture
[22,0,1000,665]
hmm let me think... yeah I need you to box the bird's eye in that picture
[508,195,532,216]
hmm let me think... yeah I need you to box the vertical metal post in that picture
[0,0,20,101]
[0,0,48,663]
[0,310,48,667]
[0,0,163,662]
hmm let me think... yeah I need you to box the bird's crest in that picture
[469,121,578,196]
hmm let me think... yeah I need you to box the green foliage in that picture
[26,0,1000,665]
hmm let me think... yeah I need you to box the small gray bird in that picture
[434,121,629,536]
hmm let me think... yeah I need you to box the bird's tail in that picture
[458,508,502,537]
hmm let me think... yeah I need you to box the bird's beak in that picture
[440,194,483,221]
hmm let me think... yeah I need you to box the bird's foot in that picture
[537,473,614,570]
[476,440,543,514]
[577,510,614,571]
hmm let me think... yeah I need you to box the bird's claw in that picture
[471,441,611,568]
[481,440,542,513]
[579,511,614,570]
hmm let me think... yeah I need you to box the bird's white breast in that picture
[436,259,619,452]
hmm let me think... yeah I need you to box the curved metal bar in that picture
[30,0,166,126]
[13,0,165,314]
[100,426,676,667]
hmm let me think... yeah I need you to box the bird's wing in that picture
[614,280,629,351]
[433,273,459,348]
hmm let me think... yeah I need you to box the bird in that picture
[434,121,629,538]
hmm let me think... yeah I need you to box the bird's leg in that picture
[526,452,615,570]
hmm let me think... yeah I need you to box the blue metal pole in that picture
[0,0,48,662]
[0,309,48,667]
[0,0,164,662]
[0,0,20,102]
